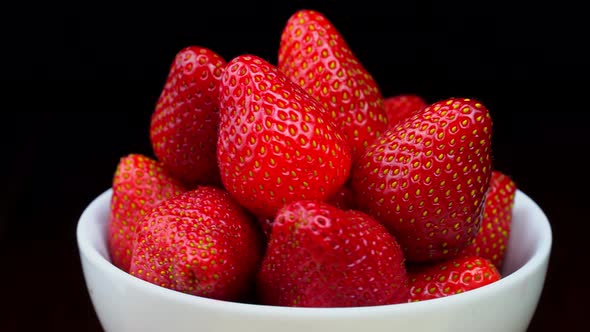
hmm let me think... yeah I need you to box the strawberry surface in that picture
[129,186,263,302]
[258,184,356,240]
[459,170,516,268]
[257,200,409,307]
[352,97,493,262]
[217,54,351,219]
[150,46,226,187]
[278,9,388,162]
[108,153,186,272]
[383,94,428,129]
[408,256,501,301]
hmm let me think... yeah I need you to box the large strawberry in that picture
[408,256,502,302]
[108,153,186,272]
[278,9,388,162]
[150,46,226,187]
[383,94,428,129]
[351,97,493,262]
[129,186,263,302]
[459,170,517,268]
[217,54,352,219]
[257,200,409,307]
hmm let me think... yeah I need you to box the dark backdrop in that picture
[1,2,586,331]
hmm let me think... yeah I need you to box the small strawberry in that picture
[459,170,517,268]
[278,9,388,162]
[351,97,493,262]
[217,54,352,219]
[257,200,409,307]
[408,256,502,302]
[383,94,428,129]
[129,186,263,302]
[150,46,227,187]
[108,153,186,272]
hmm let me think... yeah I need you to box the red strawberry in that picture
[408,256,502,302]
[351,97,493,262]
[129,186,263,302]
[383,94,428,129]
[217,54,352,219]
[258,184,355,239]
[258,200,409,307]
[108,153,186,272]
[459,170,516,268]
[278,9,388,162]
[150,46,226,187]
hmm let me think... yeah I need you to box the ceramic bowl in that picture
[77,188,551,332]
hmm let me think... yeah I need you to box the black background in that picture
[0,1,587,331]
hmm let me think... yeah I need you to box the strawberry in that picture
[383,94,428,129]
[258,184,355,239]
[129,186,263,302]
[108,153,186,272]
[408,256,502,302]
[150,46,227,187]
[459,170,517,268]
[217,54,352,220]
[351,97,493,262]
[257,200,409,307]
[278,9,388,162]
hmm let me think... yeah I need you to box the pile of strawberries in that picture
[107,9,517,307]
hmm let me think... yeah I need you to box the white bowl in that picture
[77,188,551,332]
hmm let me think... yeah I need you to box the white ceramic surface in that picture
[77,188,552,332]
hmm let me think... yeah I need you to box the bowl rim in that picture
[77,187,552,317]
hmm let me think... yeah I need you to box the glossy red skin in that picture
[383,94,428,129]
[351,97,493,262]
[408,256,501,301]
[459,170,516,268]
[278,9,388,163]
[108,154,186,272]
[217,54,352,219]
[258,200,410,307]
[260,185,356,239]
[150,46,226,187]
[129,186,263,302]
